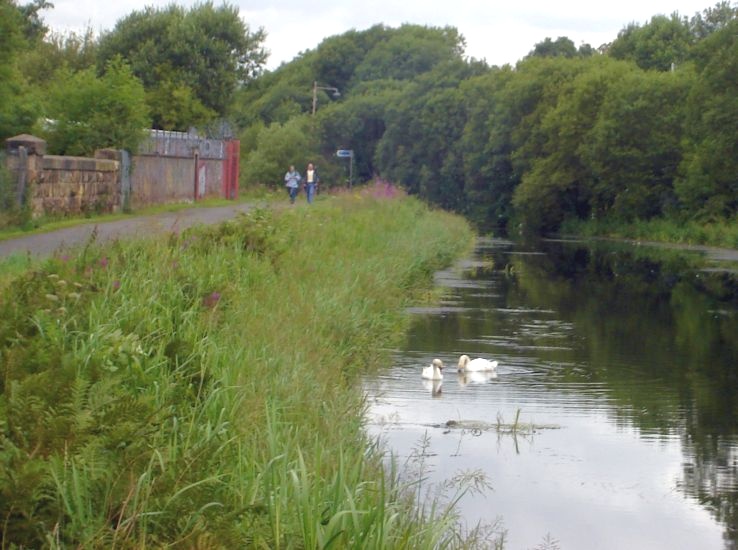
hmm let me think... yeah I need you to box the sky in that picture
[42,0,717,70]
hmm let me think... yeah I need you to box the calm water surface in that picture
[364,238,738,550]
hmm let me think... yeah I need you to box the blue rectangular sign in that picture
[336,149,353,158]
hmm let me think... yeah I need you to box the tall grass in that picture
[561,215,738,249]
[1,189,484,547]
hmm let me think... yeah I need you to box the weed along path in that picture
[0,202,259,259]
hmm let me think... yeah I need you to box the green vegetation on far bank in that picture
[560,215,738,250]
[0,190,495,548]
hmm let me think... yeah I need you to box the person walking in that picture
[304,163,319,204]
[284,165,301,204]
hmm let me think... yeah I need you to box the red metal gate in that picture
[223,139,240,199]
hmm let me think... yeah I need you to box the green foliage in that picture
[18,27,98,89]
[41,57,150,155]
[318,79,406,182]
[609,13,693,71]
[0,0,41,140]
[230,6,736,238]
[145,71,216,131]
[241,117,315,187]
[583,66,691,220]
[0,194,476,547]
[352,24,466,82]
[563,214,738,249]
[458,68,517,229]
[527,36,580,59]
[97,1,267,128]
[375,60,486,209]
[676,18,738,220]
[14,0,51,42]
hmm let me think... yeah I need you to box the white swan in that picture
[458,370,497,387]
[422,358,444,380]
[422,379,443,397]
[457,354,498,372]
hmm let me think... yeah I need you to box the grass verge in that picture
[0,187,490,548]
[561,216,738,250]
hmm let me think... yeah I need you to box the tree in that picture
[352,25,466,82]
[609,13,693,71]
[375,60,484,210]
[689,1,738,40]
[42,58,150,155]
[242,117,315,187]
[19,27,98,88]
[459,67,518,229]
[527,37,578,59]
[312,28,376,94]
[317,80,405,183]
[0,0,40,139]
[511,57,612,231]
[14,0,51,42]
[582,66,690,221]
[97,2,267,129]
[675,19,738,219]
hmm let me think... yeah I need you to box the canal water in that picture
[364,237,738,549]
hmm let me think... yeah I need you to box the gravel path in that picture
[0,202,260,259]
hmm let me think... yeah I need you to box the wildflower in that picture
[45,294,59,302]
[47,274,59,280]
[68,292,81,300]
[56,279,67,287]
[99,257,109,268]
[112,280,121,290]
[202,291,221,308]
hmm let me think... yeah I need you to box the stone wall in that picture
[3,132,240,217]
[35,154,120,216]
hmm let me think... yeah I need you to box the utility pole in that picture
[312,81,341,115]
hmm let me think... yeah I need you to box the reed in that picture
[0,189,479,547]
[562,215,738,249]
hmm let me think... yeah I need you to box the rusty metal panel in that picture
[138,130,226,160]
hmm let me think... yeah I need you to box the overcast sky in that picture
[43,0,716,70]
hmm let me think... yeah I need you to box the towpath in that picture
[0,202,259,259]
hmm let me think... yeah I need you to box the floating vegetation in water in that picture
[431,409,561,437]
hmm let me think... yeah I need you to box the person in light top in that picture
[304,162,320,204]
[284,164,301,204]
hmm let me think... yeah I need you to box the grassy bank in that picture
[561,216,738,249]
[1,188,482,548]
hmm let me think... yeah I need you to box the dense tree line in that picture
[1,0,736,234]
[234,2,737,233]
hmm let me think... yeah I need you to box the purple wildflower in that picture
[202,291,221,308]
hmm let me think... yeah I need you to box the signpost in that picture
[336,149,354,188]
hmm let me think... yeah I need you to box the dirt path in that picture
[0,202,261,259]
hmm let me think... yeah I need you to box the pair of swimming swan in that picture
[421,355,498,380]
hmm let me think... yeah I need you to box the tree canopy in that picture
[225,3,738,235]
[97,1,267,130]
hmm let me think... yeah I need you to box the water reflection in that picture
[365,238,738,549]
